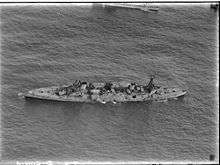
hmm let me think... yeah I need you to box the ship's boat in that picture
[101,3,159,12]
[19,78,186,104]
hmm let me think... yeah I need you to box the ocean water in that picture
[0,4,218,162]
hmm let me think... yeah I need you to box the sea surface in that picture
[0,3,218,162]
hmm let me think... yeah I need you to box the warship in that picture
[18,77,187,104]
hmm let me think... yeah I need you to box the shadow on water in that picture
[90,4,117,13]
[22,97,185,125]
[23,97,153,120]
[23,98,84,121]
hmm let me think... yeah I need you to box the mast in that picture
[145,77,155,93]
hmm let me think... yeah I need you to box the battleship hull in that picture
[19,84,186,104]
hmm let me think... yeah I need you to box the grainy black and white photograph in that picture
[0,1,219,164]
